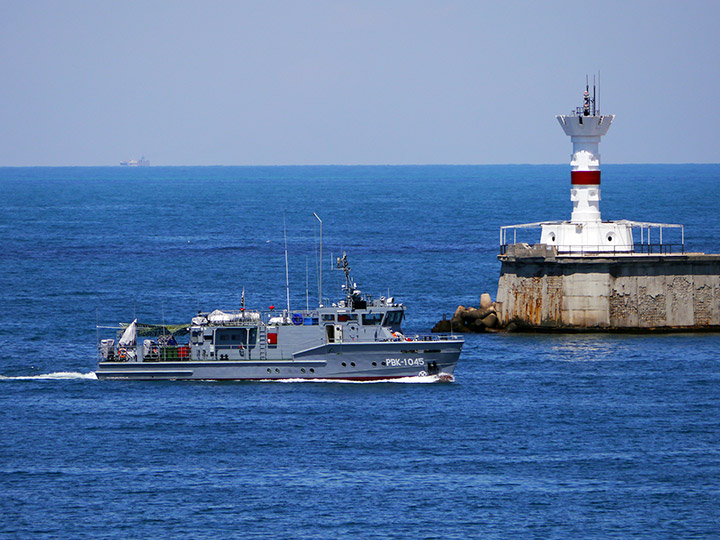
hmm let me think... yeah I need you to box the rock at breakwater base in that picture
[432,294,500,333]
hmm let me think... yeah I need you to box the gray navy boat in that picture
[97,253,463,381]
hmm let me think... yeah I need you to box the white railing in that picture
[499,220,684,256]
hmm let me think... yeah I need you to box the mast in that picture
[313,212,323,306]
[284,215,290,314]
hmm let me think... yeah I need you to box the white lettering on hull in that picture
[385,358,425,367]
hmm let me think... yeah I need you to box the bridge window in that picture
[217,329,247,344]
[382,311,403,326]
[338,313,358,322]
[215,328,257,347]
[362,313,383,326]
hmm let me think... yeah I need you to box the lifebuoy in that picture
[118,348,127,360]
[291,313,303,325]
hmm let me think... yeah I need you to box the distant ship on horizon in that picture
[120,156,149,167]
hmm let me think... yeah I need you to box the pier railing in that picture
[499,220,685,256]
[499,242,685,256]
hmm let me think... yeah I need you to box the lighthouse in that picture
[538,83,634,252]
[491,80,720,332]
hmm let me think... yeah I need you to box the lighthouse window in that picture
[362,313,383,326]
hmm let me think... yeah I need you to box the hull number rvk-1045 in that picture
[385,358,425,367]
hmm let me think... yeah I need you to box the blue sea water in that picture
[0,165,719,539]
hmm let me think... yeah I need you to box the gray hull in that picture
[96,340,462,381]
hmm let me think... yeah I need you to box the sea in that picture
[0,165,718,539]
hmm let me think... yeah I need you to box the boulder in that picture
[463,308,484,321]
[469,319,486,332]
[475,306,496,319]
[431,319,451,333]
[480,313,498,329]
[451,320,471,333]
[451,305,466,323]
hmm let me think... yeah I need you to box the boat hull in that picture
[96,340,462,381]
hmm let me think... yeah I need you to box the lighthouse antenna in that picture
[593,75,596,116]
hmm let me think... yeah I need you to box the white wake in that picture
[263,374,454,384]
[0,371,98,381]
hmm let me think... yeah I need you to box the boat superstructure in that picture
[120,156,149,166]
[97,253,463,381]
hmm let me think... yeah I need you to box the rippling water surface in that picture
[1,165,718,539]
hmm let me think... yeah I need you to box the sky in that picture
[1,0,719,166]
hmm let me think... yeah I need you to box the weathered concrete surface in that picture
[496,245,720,330]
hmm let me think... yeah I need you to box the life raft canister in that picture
[291,313,303,325]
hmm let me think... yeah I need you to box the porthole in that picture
[309,368,315,373]
[301,368,306,373]
[548,232,556,243]
[350,362,355,367]
[372,362,377,366]
[267,368,271,373]
[381,361,386,366]
[275,368,280,373]
[342,362,347,367]
[607,233,614,242]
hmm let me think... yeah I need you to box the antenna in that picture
[593,74,597,116]
[284,214,290,314]
[597,71,601,115]
[305,256,309,312]
[313,212,322,307]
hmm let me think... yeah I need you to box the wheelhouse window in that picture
[362,313,383,326]
[382,311,403,326]
[321,314,335,322]
[248,327,257,346]
[215,328,257,347]
[217,329,247,344]
[337,313,358,322]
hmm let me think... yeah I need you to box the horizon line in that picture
[1,162,719,168]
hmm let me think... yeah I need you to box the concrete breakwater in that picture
[433,246,720,333]
[494,245,720,331]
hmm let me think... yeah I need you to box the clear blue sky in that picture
[1,0,718,166]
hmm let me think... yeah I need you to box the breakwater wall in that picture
[495,244,720,330]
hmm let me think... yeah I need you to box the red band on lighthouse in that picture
[571,170,601,185]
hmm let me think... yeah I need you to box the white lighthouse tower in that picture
[538,83,633,253]
[500,79,685,257]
